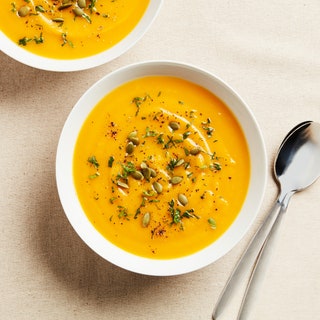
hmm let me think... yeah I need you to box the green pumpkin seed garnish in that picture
[128,131,138,138]
[149,168,157,178]
[117,181,129,189]
[169,121,180,131]
[52,17,64,23]
[73,7,92,23]
[140,162,148,169]
[170,176,183,185]
[142,212,151,227]
[18,6,30,17]
[128,131,140,145]
[152,181,163,194]
[208,218,216,229]
[77,0,87,8]
[178,193,188,206]
[190,146,202,155]
[126,142,135,154]
[175,159,185,167]
[73,7,85,16]
[58,3,73,10]
[131,171,144,180]
[142,167,151,181]
[129,137,140,146]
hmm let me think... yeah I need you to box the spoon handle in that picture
[212,197,288,320]
[237,201,286,319]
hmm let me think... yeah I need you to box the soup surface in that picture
[0,0,149,59]
[73,76,250,259]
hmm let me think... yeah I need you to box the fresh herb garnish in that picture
[108,156,115,167]
[201,118,214,137]
[132,94,152,116]
[164,135,183,149]
[134,197,147,218]
[61,32,73,47]
[182,209,199,219]
[167,157,184,171]
[89,0,97,13]
[18,32,44,46]
[168,199,198,230]
[109,197,117,204]
[210,162,222,171]
[183,131,191,139]
[87,156,100,179]
[142,189,156,197]
[121,162,136,177]
[18,37,31,46]
[89,172,100,179]
[33,32,44,44]
[168,199,182,226]
[143,127,158,138]
[11,2,16,12]
[157,133,165,144]
[88,156,99,169]
[117,206,129,220]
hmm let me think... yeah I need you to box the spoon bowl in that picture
[275,122,320,196]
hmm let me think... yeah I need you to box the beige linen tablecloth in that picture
[1,1,319,319]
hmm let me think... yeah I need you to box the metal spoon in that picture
[212,121,320,320]
[279,120,312,149]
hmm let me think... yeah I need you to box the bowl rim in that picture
[56,60,267,276]
[0,1,163,72]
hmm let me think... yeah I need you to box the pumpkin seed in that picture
[117,181,129,189]
[170,176,183,185]
[142,167,151,181]
[175,159,185,167]
[208,217,216,229]
[130,171,143,180]
[73,7,85,16]
[58,3,72,10]
[140,162,148,169]
[178,194,188,206]
[190,146,202,155]
[128,130,138,138]
[131,137,140,146]
[128,131,138,139]
[150,168,157,178]
[169,121,180,131]
[77,0,86,8]
[18,6,30,17]
[142,212,150,227]
[125,142,134,154]
[152,181,163,194]
[128,131,140,145]
[52,17,64,23]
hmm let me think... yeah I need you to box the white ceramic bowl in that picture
[0,1,162,72]
[56,61,267,276]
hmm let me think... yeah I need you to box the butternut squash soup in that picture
[0,0,149,59]
[73,76,250,259]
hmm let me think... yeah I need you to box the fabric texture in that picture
[1,1,319,319]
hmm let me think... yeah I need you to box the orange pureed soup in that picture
[73,76,250,259]
[0,0,149,59]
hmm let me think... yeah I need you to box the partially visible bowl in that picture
[0,1,162,72]
[56,61,267,276]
